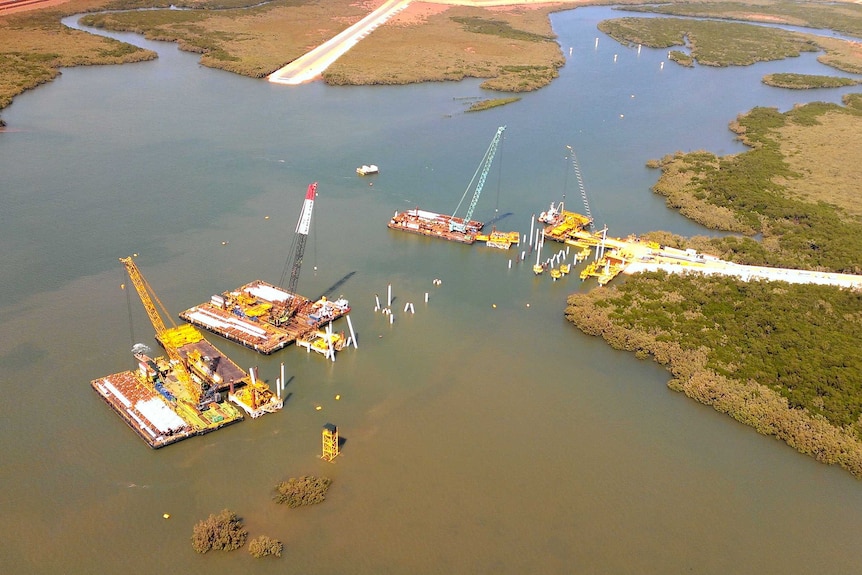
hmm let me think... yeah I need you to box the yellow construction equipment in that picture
[322,423,339,462]
[119,256,203,405]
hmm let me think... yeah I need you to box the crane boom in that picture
[119,256,175,336]
[120,256,200,404]
[280,182,317,300]
[450,125,506,233]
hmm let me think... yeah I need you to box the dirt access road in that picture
[267,0,585,84]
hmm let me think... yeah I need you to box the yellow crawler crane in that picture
[119,256,204,408]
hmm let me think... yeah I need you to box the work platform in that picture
[180,280,350,354]
[91,366,243,449]
[92,327,256,448]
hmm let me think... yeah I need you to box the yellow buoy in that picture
[163,513,170,519]
[335,394,341,400]
[315,405,322,411]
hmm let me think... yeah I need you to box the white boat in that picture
[356,164,379,176]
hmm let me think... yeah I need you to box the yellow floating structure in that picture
[475,229,520,250]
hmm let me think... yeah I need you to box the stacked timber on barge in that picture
[179,280,350,354]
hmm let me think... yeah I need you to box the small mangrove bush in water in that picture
[466,97,521,112]
[191,509,248,553]
[248,535,283,558]
[274,476,332,508]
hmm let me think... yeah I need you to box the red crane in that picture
[279,182,317,312]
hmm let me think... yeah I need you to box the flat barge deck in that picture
[179,279,350,354]
[388,208,483,244]
[388,209,520,249]
[91,332,255,448]
[91,364,243,449]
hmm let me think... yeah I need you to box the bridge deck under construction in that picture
[179,280,350,354]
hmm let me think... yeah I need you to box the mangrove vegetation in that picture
[569,95,862,478]
[645,95,862,274]
[465,97,521,112]
[597,17,820,67]
[762,73,860,89]
[274,475,332,508]
[191,509,248,554]
[565,272,862,477]
[248,535,283,559]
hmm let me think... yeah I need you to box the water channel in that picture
[1,5,861,573]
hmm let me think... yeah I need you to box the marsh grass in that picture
[466,96,521,112]
[649,97,862,273]
[763,73,860,89]
[565,272,862,478]
[623,0,862,38]
[0,0,156,109]
[325,6,564,92]
[598,17,819,67]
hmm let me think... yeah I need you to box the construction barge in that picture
[180,279,350,354]
[91,330,247,449]
[92,256,284,448]
[388,209,484,244]
[180,183,351,355]
[388,126,519,250]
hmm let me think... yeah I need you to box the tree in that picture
[248,535,283,558]
[274,476,332,508]
[191,509,248,554]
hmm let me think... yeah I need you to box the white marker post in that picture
[346,314,358,349]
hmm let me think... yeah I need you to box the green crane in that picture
[449,125,506,233]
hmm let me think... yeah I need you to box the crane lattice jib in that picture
[120,256,175,336]
[570,148,593,225]
[288,182,316,297]
[287,233,307,298]
[451,126,506,232]
[120,256,200,402]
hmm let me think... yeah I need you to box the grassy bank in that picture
[0,0,157,110]
[4,0,862,121]
[645,95,862,273]
[323,5,564,92]
[762,73,861,89]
